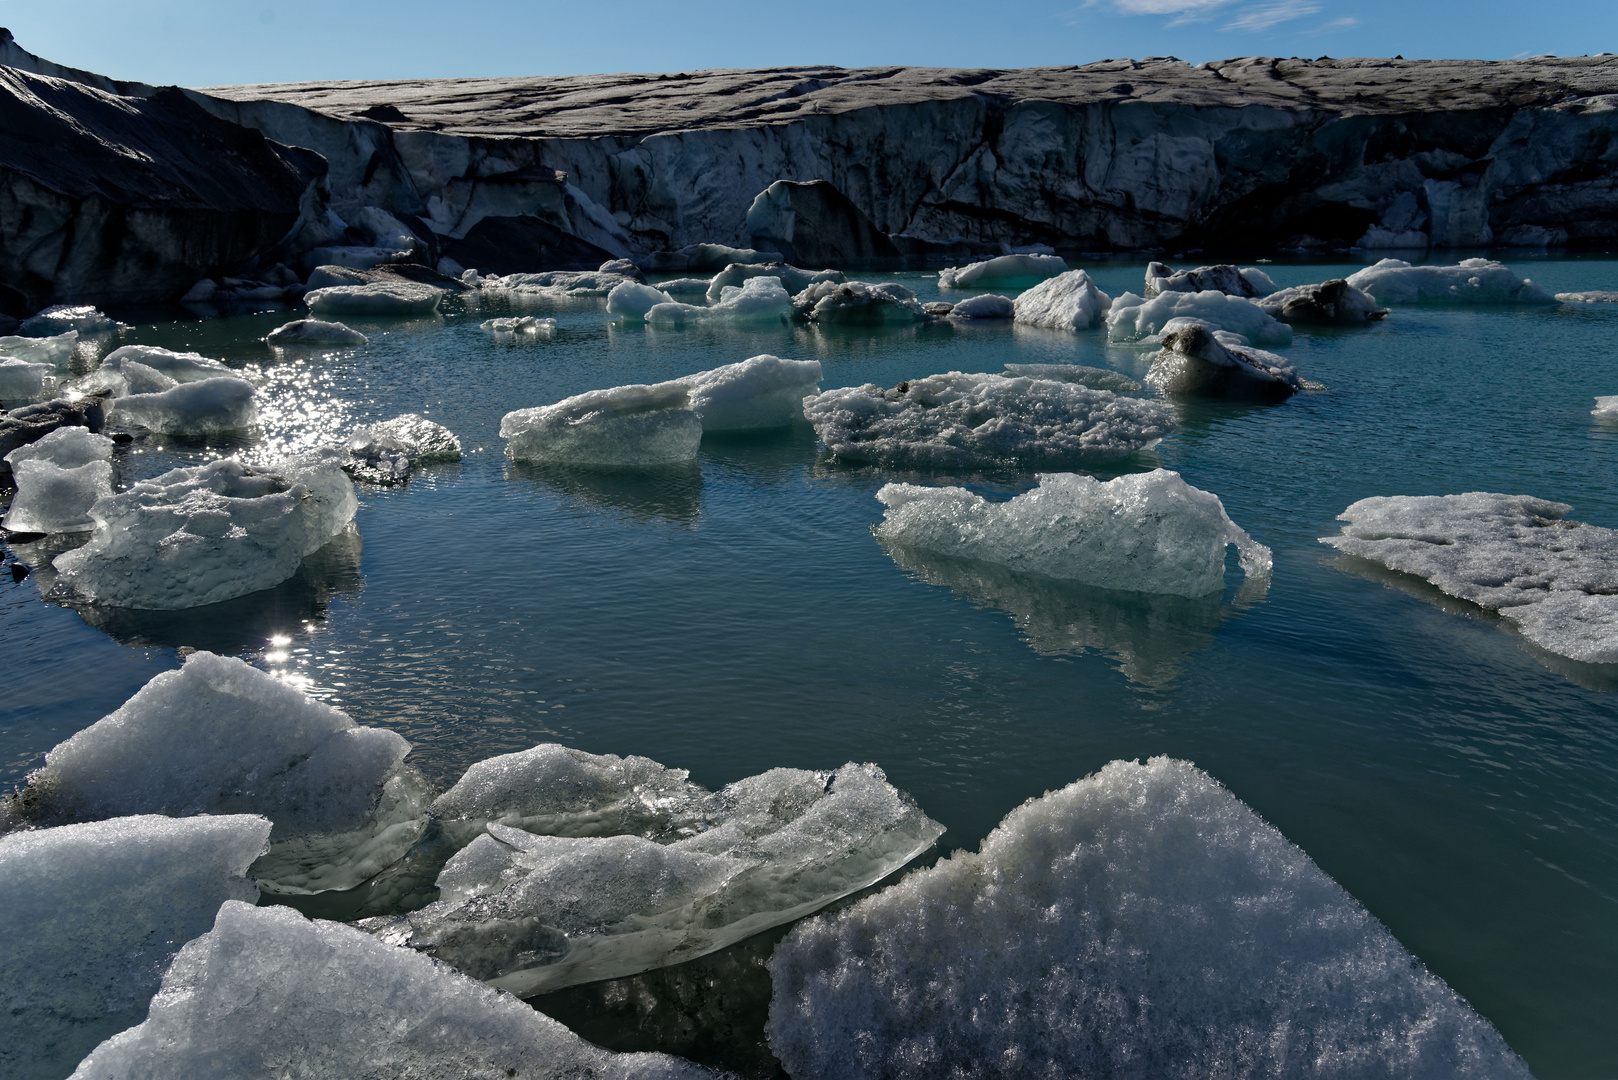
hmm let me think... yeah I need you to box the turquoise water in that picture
[3,257,1617,1077]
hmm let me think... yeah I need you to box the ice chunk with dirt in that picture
[346,413,462,485]
[107,375,257,435]
[482,270,636,298]
[1012,269,1112,330]
[646,277,793,325]
[100,344,232,382]
[767,756,1531,1080]
[1322,493,1618,663]
[1001,363,1139,392]
[3,652,427,894]
[608,281,676,321]
[1144,260,1274,298]
[501,383,701,466]
[306,281,444,316]
[946,294,1014,319]
[939,254,1068,289]
[1594,396,1618,419]
[50,450,357,610]
[0,814,269,1080]
[19,305,121,336]
[705,262,842,303]
[804,372,1172,467]
[1557,290,1618,303]
[1107,289,1293,346]
[1345,258,1556,304]
[2,427,114,534]
[877,470,1268,596]
[671,355,822,431]
[69,901,719,1080]
[483,316,557,334]
[0,357,51,403]
[1,331,78,367]
[266,319,369,346]
[365,751,942,995]
[1257,279,1388,325]
[792,280,926,324]
[1146,322,1306,401]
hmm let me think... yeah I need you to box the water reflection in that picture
[507,461,704,524]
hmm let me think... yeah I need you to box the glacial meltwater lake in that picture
[4,255,1617,1077]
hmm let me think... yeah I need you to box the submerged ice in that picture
[347,414,462,485]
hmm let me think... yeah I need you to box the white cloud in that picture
[1223,0,1323,31]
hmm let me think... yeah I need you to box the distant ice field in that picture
[3,255,1617,1078]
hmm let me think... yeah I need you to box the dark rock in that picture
[356,103,410,124]
[746,179,903,269]
[441,215,616,274]
[10,561,30,582]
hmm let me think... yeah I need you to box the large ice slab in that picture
[70,901,719,1080]
[804,372,1172,467]
[100,345,232,382]
[705,262,842,303]
[4,652,428,894]
[0,814,269,1080]
[365,748,943,995]
[482,270,636,297]
[876,469,1269,596]
[1146,322,1305,401]
[1144,260,1274,298]
[641,242,782,274]
[502,383,702,466]
[51,450,357,610]
[767,757,1531,1080]
[1258,279,1388,325]
[607,281,676,321]
[646,277,793,325]
[1322,493,1618,663]
[1345,258,1557,304]
[673,355,823,431]
[939,254,1068,289]
[19,305,120,336]
[346,413,463,485]
[2,427,114,534]
[107,376,258,435]
[792,280,926,324]
[305,281,444,316]
[266,319,369,346]
[1011,269,1112,330]
[1,331,78,367]
[1107,289,1294,346]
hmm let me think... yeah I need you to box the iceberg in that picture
[107,375,258,435]
[99,344,232,382]
[1557,290,1618,303]
[792,280,926,324]
[69,902,718,1080]
[4,652,428,894]
[266,319,369,346]
[1011,269,1112,330]
[674,355,823,431]
[876,470,1269,596]
[607,281,676,321]
[77,356,176,397]
[646,277,793,325]
[51,450,358,610]
[0,399,104,469]
[1257,279,1389,325]
[0,356,51,403]
[305,281,444,316]
[1107,289,1293,346]
[2,427,114,534]
[767,757,1531,1080]
[1146,322,1306,401]
[0,814,270,1080]
[946,293,1014,319]
[1,330,78,367]
[1143,260,1275,298]
[938,254,1068,289]
[651,276,714,296]
[501,383,702,466]
[705,262,842,303]
[803,372,1173,467]
[1593,395,1618,419]
[482,316,557,334]
[1322,493,1618,664]
[1001,363,1139,392]
[364,748,943,995]
[1345,258,1557,304]
[346,413,462,485]
[481,270,636,298]
[641,242,783,274]
[18,304,120,336]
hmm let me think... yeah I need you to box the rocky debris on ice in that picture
[640,242,783,274]
[106,374,259,436]
[363,746,942,995]
[1,427,114,534]
[3,652,429,894]
[1322,493,1618,664]
[0,398,105,469]
[1593,396,1618,419]
[1001,363,1140,392]
[267,319,370,346]
[0,814,270,1080]
[877,470,1269,596]
[1345,259,1557,304]
[50,449,357,610]
[70,901,721,1080]
[0,357,52,404]
[1257,279,1388,325]
[1143,261,1275,298]
[766,756,1531,1080]
[608,281,676,320]
[100,344,233,382]
[1,330,78,368]
[938,254,1068,290]
[481,270,637,298]
[671,355,823,431]
[1011,269,1112,331]
[646,277,794,325]
[804,372,1173,467]
[18,305,121,337]
[792,280,926,324]
[305,280,445,316]
[346,413,463,485]
[482,316,558,334]
[502,383,702,466]
[746,179,903,268]
[705,262,843,304]
[1107,290,1294,346]
[946,294,1014,319]
[1146,322,1307,401]
[1557,290,1618,303]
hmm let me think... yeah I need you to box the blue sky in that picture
[3,0,1613,87]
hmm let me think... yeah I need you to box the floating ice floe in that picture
[77,356,176,397]
[19,304,121,337]
[100,344,233,382]
[1345,258,1556,305]
[792,281,926,324]
[266,319,369,346]
[2,427,114,534]
[70,901,719,1080]
[1001,363,1139,392]
[0,399,103,468]
[0,357,51,403]
[641,241,783,274]
[107,375,258,435]
[947,294,1014,319]
[482,316,557,334]
[673,355,823,431]
[646,277,794,325]
[652,276,713,296]
[705,262,843,303]
[1322,493,1618,664]
[481,270,636,298]
[4,652,428,894]
[1011,269,1112,330]
[346,413,463,485]
[1,330,78,367]
[502,383,702,466]
[51,449,357,610]
[363,745,943,995]
[804,372,1173,467]
[1593,396,1618,419]
[1146,322,1307,401]
[1143,261,1275,298]
[0,814,270,1080]
[607,281,676,321]
[1107,290,1293,346]
[766,756,1531,1080]
[1257,279,1389,325]
[939,254,1068,290]
[306,281,445,316]
[1557,290,1618,303]
[876,470,1269,596]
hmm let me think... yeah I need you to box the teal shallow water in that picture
[3,257,1616,1077]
